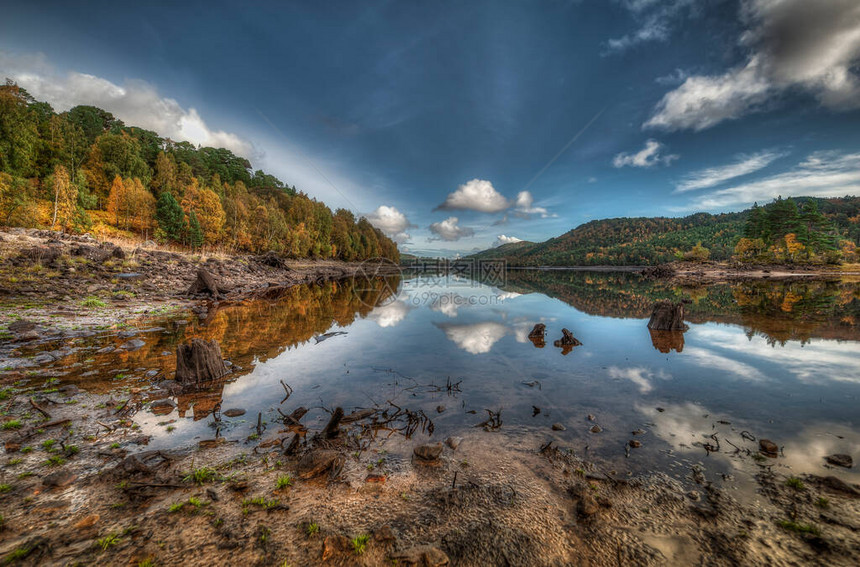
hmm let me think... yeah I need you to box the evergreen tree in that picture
[187,210,204,249]
[155,191,186,243]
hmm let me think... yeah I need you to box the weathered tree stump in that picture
[647,301,688,331]
[649,329,685,353]
[175,338,229,389]
[553,328,582,347]
[527,323,546,348]
[186,268,230,298]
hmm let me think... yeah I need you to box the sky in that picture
[2,0,860,256]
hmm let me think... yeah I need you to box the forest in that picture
[470,197,860,266]
[0,80,399,262]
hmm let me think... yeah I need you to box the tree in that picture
[187,210,204,249]
[156,192,186,243]
[734,237,766,262]
[51,164,77,231]
[180,178,225,244]
[0,172,36,227]
[683,242,710,262]
[0,81,39,177]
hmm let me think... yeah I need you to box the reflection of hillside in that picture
[59,276,401,393]
[500,270,860,345]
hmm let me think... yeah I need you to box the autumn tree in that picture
[50,164,77,231]
[180,178,225,244]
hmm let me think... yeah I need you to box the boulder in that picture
[175,338,229,388]
[647,301,688,331]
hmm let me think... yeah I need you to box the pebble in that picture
[436,405,446,413]
[552,423,566,431]
[587,414,596,421]
[629,440,642,448]
[223,408,246,417]
[445,437,462,451]
[590,425,602,433]
[120,339,146,351]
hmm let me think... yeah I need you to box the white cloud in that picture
[682,346,768,382]
[606,0,696,54]
[674,150,787,192]
[512,191,552,218]
[494,234,523,247]
[646,0,860,131]
[365,205,413,244]
[366,300,413,328]
[612,139,679,168]
[677,150,860,211]
[655,68,690,86]
[437,179,510,213]
[608,366,671,394]
[0,51,254,158]
[435,322,508,354]
[428,217,475,241]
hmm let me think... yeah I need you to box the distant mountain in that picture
[468,197,860,266]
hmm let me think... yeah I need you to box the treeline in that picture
[735,198,843,264]
[0,80,399,261]
[469,197,860,266]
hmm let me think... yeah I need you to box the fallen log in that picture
[186,267,231,298]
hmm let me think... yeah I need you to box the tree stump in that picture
[649,329,685,353]
[553,328,582,347]
[186,268,229,298]
[175,338,229,389]
[647,301,688,331]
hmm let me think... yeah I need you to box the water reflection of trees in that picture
[60,276,401,402]
[499,270,860,345]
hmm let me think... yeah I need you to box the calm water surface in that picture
[48,270,860,490]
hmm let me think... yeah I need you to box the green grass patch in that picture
[785,477,805,491]
[1,420,22,430]
[81,296,107,308]
[275,474,293,489]
[351,534,370,555]
[778,520,820,536]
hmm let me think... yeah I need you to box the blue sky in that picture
[2,0,860,256]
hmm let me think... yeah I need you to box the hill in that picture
[469,197,860,266]
[0,81,399,262]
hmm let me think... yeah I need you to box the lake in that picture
[49,268,860,494]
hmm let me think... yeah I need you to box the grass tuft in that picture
[351,534,370,555]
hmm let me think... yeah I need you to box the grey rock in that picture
[414,442,443,461]
[590,425,602,433]
[445,437,462,450]
[120,339,146,351]
[552,422,566,431]
[43,470,77,488]
[223,408,246,417]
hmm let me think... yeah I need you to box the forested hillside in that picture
[0,81,399,261]
[470,197,860,266]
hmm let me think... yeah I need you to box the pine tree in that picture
[187,210,204,249]
[155,191,186,243]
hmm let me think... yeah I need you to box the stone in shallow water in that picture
[629,440,641,448]
[223,408,246,417]
[759,439,779,456]
[120,339,146,351]
[413,442,443,461]
[552,422,566,431]
[825,454,853,468]
[590,425,602,433]
[445,437,462,450]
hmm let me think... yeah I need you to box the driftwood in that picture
[320,407,344,439]
[175,339,229,388]
[647,300,688,331]
[186,268,231,298]
[256,251,291,270]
